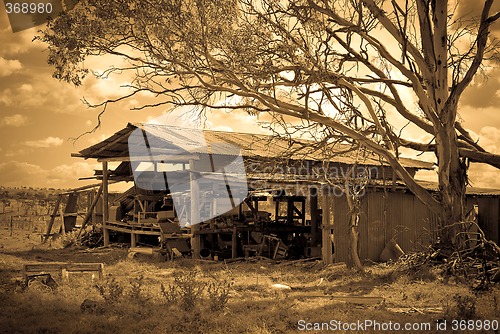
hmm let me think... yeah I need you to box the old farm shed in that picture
[72,123,500,263]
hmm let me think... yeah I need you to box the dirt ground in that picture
[0,222,499,334]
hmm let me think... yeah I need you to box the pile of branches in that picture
[75,225,103,248]
[397,222,500,290]
[80,228,103,248]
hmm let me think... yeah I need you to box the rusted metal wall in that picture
[332,190,499,263]
[466,196,500,244]
[332,190,439,263]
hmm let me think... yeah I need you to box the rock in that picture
[380,240,404,262]
[271,283,291,290]
[27,274,57,291]
[80,299,105,314]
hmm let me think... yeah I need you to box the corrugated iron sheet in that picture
[77,123,433,169]
[333,190,441,262]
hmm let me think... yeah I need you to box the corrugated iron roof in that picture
[76,123,433,169]
[416,180,500,196]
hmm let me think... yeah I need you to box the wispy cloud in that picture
[0,57,22,76]
[0,161,99,188]
[0,114,28,127]
[23,136,64,148]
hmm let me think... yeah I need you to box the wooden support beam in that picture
[77,184,103,239]
[102,161,109,246]
[310,187,320,246]
[43,194,62,243]
[130,233,137,247]
[321,189,334,265]
[232,226,238,259]
[63,192,79,232]
[97,155,198,162]
[60,182,114,194]
[59,208,65,234]
[189,159,201,259]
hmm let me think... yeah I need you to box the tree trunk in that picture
[348,212,363,271]
[345,166,364,271]
[430,0,467,247]
[435,107,467,246]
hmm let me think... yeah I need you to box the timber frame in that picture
[70,123,448,263]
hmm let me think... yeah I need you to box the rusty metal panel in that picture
[356,193,369,260]
[413,196,434,250]
[398,193,417,253]
[477,197,500,244]
[332,194,349,263]
[385,192,401,250]
[382,192,416,255]
[365,191,386,261]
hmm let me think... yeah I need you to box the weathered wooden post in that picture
[189,160,201,259]
[102,161,109,246]
[321,187,334,265]
[232,226,237,259]
[310,186,320,246]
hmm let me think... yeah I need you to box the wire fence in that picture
[0,214,50,237]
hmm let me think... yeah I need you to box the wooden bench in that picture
[23,262,104,284]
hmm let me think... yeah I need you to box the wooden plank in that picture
[105,224,161,236]
[102,161,109,246]
[59,208,65,234]
[129,247,156,255]
[24,263,104,282]
[77,184,103,238]
[293,293,384,304]
[232,226,238,259]
[131,232,137,247]
[310,187,320,246]
[190,159,201,259]
[60,182,113,194]
[63,192,79,232]
[321,189,334,264]
[66,263,104,271]
[43,195,62,243]
[97,155,198,162]
[24,263,64,272]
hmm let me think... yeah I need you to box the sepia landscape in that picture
[1,0,500,333]
[0,186,498,333]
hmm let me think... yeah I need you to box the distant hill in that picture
[0,186,64,201]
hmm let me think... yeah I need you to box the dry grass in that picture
[0,253,499,333]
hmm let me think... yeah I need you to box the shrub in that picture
[206,275,232,312]
[160,270,233,312]
[444,294,477,320]
[129,275,148,303]
[454,294,477,319]
[161,270,205,311]
[95,277,124,305]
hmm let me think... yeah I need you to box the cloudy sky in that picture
[0,3,499,190]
